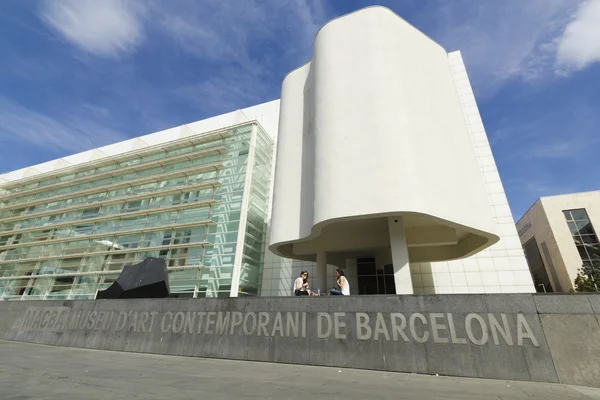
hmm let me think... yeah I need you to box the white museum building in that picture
[0,7,535,301]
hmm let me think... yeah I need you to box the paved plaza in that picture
[1,339,599,400]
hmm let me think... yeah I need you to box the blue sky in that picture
[0,0,599,219]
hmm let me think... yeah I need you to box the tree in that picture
[573,262,600,292]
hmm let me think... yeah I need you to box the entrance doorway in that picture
[356,258,396,295]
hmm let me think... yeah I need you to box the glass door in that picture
[357,258,396,295]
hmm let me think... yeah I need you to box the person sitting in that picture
[330,268,350,295]
[293,271,310,296]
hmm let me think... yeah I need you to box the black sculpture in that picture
[96,257,170,299]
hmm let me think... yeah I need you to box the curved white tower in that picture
[269,6,499,293]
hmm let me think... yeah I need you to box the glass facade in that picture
[563,208,600,267]
[0,122,273,300]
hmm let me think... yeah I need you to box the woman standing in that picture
[330,269,350,295]
[293,271,310,296]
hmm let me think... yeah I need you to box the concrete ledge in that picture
[534,294,595,314]
[0,294,599,387]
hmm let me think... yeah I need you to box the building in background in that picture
[0,6,534,301]
[0,102,279,300]
[516,190,600,293]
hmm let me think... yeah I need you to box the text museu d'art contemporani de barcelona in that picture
[15,307,540,347]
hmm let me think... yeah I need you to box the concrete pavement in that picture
[1,339,599,400]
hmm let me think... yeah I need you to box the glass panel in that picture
[576,221,595,235]
[571,209,588,221]
[577,245,589,260]
[580,235,599,245]
[567,221,579,235]
[0,122,262,300]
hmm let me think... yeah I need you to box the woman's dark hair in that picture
[336,268,345,277]
[301,270,309,284]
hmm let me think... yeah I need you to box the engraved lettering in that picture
[102,311,114,331]
[488,313,513,346]
[243,312,257,335]
[374,313,390,341]
[68,310,80,330]
[47,311,58,329]
[390,313,409,342]
[430,313,448,344]
[216,312,230,335]
[205,312,217,334]
[183,312,195,334]
[127,311,138,332]
[356,313,372,340]
[285,312,299,338]
[333,312,347,340]
[257,312,270,336]
[22,309,37,329]
[115,311,127,331]
[87,311,98,330]
[271,312,284,337]
[196,312,207,334]
[15,308,70,333]
[161,312,173,333]
[302,312,306,338]
[138,312,149,333]
[56,310,69,331]
[517,314,539,347]
[317,312,332,339]
[230,312,243,335]
[32,310,43,328]
[148,312,158,333]
[78,311,89,330]
[172,312,185,334]
[447,313,466,344]
[466,313,488,345]
[409,313,429,343]
[94,312,104,331]
[40,310,51,328]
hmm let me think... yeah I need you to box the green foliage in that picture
[573,262,600,292]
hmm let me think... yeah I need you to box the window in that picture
[60,257,84,271]
[563,209,600,267]
[123,200,143,212]
[74,224,94,235]
[115,234,142,249]
[357,258,396,295]
[81,207,100,219]
[0,235,12,246]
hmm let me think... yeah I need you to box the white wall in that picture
[407,52,534,295]
[261,51,534,296]
[261,8,534,296]
[269,7,498,264]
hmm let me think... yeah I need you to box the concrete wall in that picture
[1,294,598,387]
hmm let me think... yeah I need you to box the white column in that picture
[388,216,413,294]
[316,251,327,295]
[229,124,258,297]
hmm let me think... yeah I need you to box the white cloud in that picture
[0,97,128,153]
[152,0,328,112]
[424,0,581,96]
[39,0,145,57]
[555,0,600,73]
[151,0,326,65]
